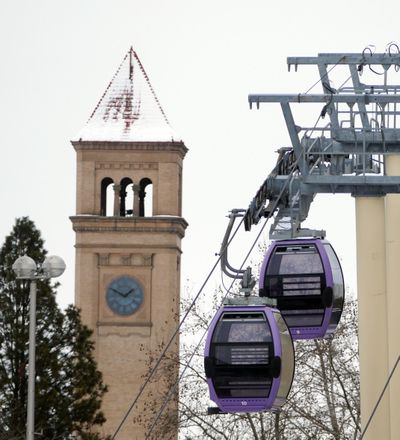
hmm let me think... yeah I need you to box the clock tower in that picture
[70,48,187,439]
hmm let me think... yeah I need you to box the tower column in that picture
[385,155,400,440]
[113,184,121,217]
[139,187,146,217]
[355,196,390,439]
[132,184,140,216]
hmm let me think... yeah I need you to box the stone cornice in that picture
[71,140,188,159]
[74,243,182,252]
[70,215,188,238]
[97,321,152,327]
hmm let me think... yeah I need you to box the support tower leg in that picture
[355,196,390,439]
[385,155,400,440]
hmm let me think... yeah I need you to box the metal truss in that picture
[244,51,400,239]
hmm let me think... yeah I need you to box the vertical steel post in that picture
[355,197,390,439]
[26,280,37,440]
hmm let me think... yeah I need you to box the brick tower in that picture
[70,48,187,439]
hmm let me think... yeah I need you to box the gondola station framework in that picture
[234,49,400,440]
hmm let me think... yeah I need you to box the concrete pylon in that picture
[355,196,390,439]
[385,155,400,440]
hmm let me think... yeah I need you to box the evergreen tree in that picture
[0,217,109,439]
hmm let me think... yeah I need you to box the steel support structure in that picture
[244,51,400,439]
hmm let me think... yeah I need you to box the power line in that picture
[112,151,289,438]
[359,354,400,440]
[115,62,339,438]
[303,57,344,95]
[144,284,234,439]
[145,108,328,436]
[110,215,245,439]
[145,212,271,439]
[145,152,309,437]
[145,47,400,439]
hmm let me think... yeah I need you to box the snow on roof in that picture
[75,48,180,143]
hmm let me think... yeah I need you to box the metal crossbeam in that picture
[249,93,400,106]
[268,175,400,194]
[287,53,400,67]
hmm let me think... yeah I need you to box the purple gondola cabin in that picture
[204,305,294,413]
[259,239,345,340]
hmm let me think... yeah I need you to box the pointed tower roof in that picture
[75,48,180,143]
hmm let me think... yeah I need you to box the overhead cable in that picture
[110,215,244,439]
[359,354,400,440]
[115,71,332,438]
[144,142,315,438]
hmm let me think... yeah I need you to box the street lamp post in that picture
[12,255,66,440]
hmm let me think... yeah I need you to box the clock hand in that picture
[110,287,124,296]
[122,287,135,297]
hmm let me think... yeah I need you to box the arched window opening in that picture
[144,182,153,217]
[124,183,134,216]
[119,178,134,216]
[139,178,153,217]
[101,178,114,216]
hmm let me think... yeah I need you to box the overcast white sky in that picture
[1,0,400,308]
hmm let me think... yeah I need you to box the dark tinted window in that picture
[213,375,273,398]
[214,345,270,366]
[282,309,324,327]
[267,245,323,275]
[324,243,345,308]
[213,313,272,343]
[265,244,325,298]
[211,312,274,398]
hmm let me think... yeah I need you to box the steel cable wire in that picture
[145,155,311,438]
[303,58,343,95]
[111,135,292,438]
[110,215,245,439]
[145,212,272,439]
[147,48,398,438]
[114,75,328,439]
[359,354,400,440]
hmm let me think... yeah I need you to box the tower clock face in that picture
[106,276,144,316]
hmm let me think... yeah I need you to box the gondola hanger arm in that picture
[220,209,255,295]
